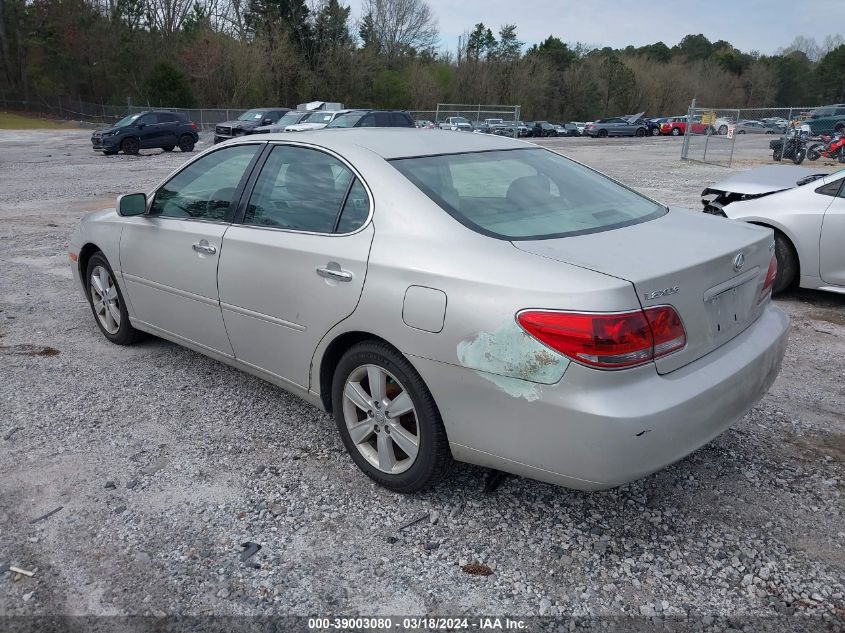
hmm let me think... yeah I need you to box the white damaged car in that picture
[702,164,845,295]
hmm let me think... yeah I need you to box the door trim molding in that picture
[221,302,306,332]
[123,272,219,307]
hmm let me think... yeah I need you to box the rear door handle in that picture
[192,240,217,255]
[316,262,353,282]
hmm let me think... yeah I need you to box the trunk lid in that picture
[513,209,774,374]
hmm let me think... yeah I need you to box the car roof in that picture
[251,128,529,159]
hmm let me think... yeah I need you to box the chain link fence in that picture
[0,94,129,125]
[407,104,522,137]
[681,102,826,167]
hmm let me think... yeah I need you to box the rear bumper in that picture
[409,304,789,490]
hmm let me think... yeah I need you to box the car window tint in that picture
[816,179,844,197]
[149,145,259,221]
[358,114,375,127]
[336,179,370,233]
[158,113,177,123]
[243,146,354,232]
[139,113,158,125]
[391,113,410,127]
[392,148,665,240]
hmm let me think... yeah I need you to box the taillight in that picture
[191,121,198,130]
[517,307,686,370]
[758,254,777,303]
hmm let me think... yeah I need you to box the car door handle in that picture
[192,240,217,255]
[316,262,353,282]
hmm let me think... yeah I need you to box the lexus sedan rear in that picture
[68,129,789,493]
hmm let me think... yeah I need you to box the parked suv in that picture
[326,110,415,128]
[803,104,845,136]
[91,111,199,155]
[214,108,290,143]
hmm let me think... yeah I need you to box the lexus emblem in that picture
[733,252,745,272]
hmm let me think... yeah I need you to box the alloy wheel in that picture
[90,265,121,334]
[342,364,420,475]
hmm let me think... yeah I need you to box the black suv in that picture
[92,111,199,155]
[214,108,290,143]
[325,110,415,128]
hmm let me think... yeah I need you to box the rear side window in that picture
[243,145,368,233]
[158,113,178,123]
[391,113,412,127]
[336,180,370,233]
[816,177,845,197]
[391,148,665,240]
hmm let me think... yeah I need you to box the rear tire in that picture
[331,341,450,493]
[773,146,783,161]
[651,127,660,136]
[598,129,608,138]
[792,148,805,165]
[773,232,798,295]
[807,144,822,161]
[719,125,728,135]
[85,252,143,345]
[671,127,681,136]
[178,135,195,152]
[120,137,140,155]
[635,128,645,137]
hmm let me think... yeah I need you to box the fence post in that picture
[727,108,739,168]
[681,98,695,160]
[514,106,520,139]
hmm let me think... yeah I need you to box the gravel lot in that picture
[1,129,843,626]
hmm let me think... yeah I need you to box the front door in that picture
[820,180,845,286]
[217,144,374,389]
[119,143,263,355]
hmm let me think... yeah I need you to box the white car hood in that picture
[705,165,827,196]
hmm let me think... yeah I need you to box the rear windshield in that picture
[391,148,666,240]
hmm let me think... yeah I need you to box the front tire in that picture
[807,143,822,161]
[598,129,608,138]
[719,125,728,135]
[635,128,645,137]
[120,137,140,155]
[332,341,450,493]
[85,252,142,345]
[773,146,783,161]
[178,135,195,152]
[671,127,681,136]
[651,127,660,136]
[773,232,798,295]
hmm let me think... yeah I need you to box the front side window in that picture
[138,113,158,125]
[243,146,369,233]
[327,113,365,128]
[391,148,666,240]
[150,144,260,221]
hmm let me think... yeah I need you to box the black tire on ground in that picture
[671,127,681,136]
[85,252,143,345]
[635,127,645,137]
[178,135,195,152]
[651,127,660,136]
[331,340,450,493]
[807,143,822,161]
[719,125,728,135]
[162,145,175,152]
[773,146,783,161]
[120,137,140,155]
[598,129,608,138]
[772,232,798,295]
[792,148,805,165]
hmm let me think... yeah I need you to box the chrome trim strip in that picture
[220,302,307,332]
[702,267,760,302]
[122,273,219,307]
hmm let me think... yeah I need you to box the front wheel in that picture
[807,143,822,161]
[598,129,608,138]
[651,127,660,136]
[719,125,728,135]
[332,341,450,493]
[178,135,195,152]
[773,146,783,161]
[85,252,142,345]
[120,137,140,155]
[773,232,798,295]
[792,148,805,165]
[671,127,681,136]
[635,128,645,137]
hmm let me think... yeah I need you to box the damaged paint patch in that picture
[457,319,570,400]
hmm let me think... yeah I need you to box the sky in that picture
[344,0,845,56]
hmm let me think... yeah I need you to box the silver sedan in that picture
[69,130,789,492]
[702,165,845,295]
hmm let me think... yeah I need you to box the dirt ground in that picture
[1,129,843,626]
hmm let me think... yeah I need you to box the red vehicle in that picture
[660,117,710,136]
[807,134,845,162]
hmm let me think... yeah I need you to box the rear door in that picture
[157,112,180,146]
[217,144,374,389]
[119,143,263,354]
[820,175,845,286]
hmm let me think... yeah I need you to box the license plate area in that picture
[704,278,756,342]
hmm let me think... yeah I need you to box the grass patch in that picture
[0,111,77,130]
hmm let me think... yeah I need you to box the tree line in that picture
[1,0,844,120]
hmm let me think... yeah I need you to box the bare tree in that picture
[361,0,437,59]
[146,0,194,36]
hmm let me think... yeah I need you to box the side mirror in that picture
[263,118,272,125]
[118,193,147,217]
